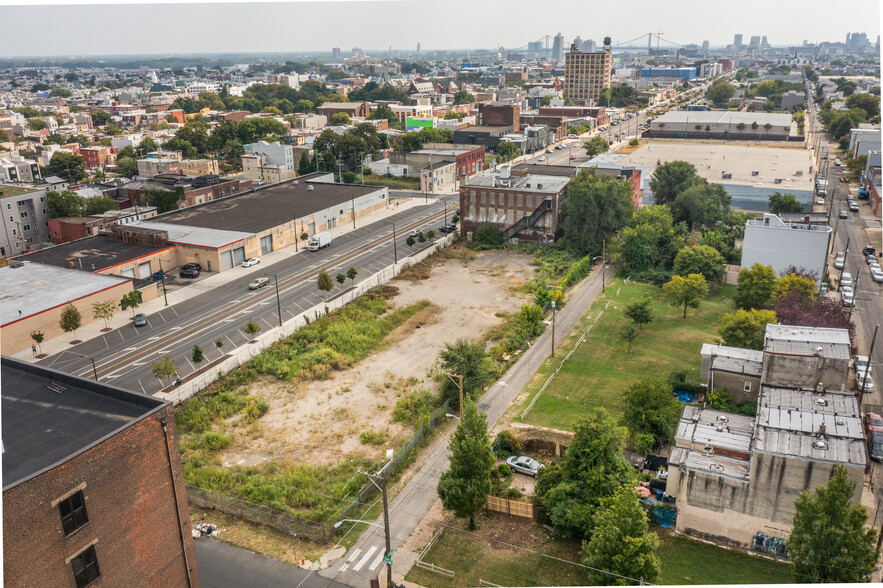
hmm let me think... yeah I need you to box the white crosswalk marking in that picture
[346,549,361,562]
[369,552,384,572]
[353,546,377,572]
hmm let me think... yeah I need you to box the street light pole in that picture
[157,258,169,306]
[391,222,397,264]
[551,300,557,358]
[271,273,282,327]
[356,465,395,588]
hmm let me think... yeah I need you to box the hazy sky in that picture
[0,0,880,58]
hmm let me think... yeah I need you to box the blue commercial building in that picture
[640,67,697,79]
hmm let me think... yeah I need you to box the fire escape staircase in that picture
[501,198,552,240]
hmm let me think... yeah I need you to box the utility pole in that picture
[442,372,464,418]
[358,465,395,588]
[551,300,557,358]
[390,222,398,264]
[859,325,878,406]
[157,258,169,306]
[272,273,282,327]
[848,269,860,322]
[839,237,851,285]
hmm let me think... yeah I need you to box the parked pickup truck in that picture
[308,231,332,251]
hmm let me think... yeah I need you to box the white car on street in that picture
[242,258,260,268]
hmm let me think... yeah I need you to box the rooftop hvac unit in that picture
[751,171,759,176]
[500,166,511,179]
[812,441,828,450]
[307,185,314,191]
[537,183,543,189]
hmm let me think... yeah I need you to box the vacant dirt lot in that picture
[220,248,536,468]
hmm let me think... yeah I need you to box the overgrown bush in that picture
[392,389,440,428]
[560,255,593,289]
[494,430,523,456]
[201,431,231,451]
[474,223,504,249]
[360,429,386,446]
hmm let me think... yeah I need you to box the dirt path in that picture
[220,250,535,469]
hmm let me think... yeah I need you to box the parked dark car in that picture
[863,245,877,257]
[870,431,883,462]
[181,263,202,272]
[179,268,200,279]
[438,224,458,234]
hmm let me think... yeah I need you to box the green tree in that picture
[453,90,474,105]
[27,118,47,131]
[438,339,493,410]
[90,110,111,126]
[59,303,82,342]
[718,308,777,350]
[47,190,85,218]
[144,188,181,213]
[335,273,346,288]
[735,263,777,310]
[847,155,868,180]
[671,182,731,230]
[406,236,416,248]
[663,274,709,318]
[294,99,315,113]
[50,88,73,98]
[706,78,736,106]
[623,298,655,331]
[582,135,609,157]
[192,345,205,368]
[495,140,520,163]
[367,103,397,125]
[116,156,139,178]
[845,93,880,119]
[152,355,177,385]
[104,124,123,135]
[620,377,681,449]
[581,486,661,586]
[317,269,334,294]
[0,129,10,143]
[649,160,698,205]
[298,151,313,175]
[436,398,495,530]
[620,325,639,353]
[610,205,684,274]
[83,196,119,216]
[242,320,261,339]
[768,192,805,214]
[673,245,726,282]
[46,151,87,181]
[560,169,634,256]
[772,273,816,302]
[91,299,116,330]
[330,112,351,126]
[535,408,635,539]
[346,267,358,288]
[30,330,45,355]
[788,465,878,583]
[121,290,142,317]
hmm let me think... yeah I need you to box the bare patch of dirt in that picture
[219,249,536,469]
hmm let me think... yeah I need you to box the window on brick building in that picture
[70,545,100,588]
[59,490,89,536]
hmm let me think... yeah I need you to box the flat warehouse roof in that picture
[13,235,170,272]
[1,357,164,490]
[619,142,814,190]
[155,177,384,234]
[653,110,793,126]
[0,261,130,326]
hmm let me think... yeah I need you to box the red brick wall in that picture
[459,184,560,239]
[479,104,520,131]
[48,218,105,244]
[3,404,200,587]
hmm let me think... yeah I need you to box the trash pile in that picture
[192,522,225,538]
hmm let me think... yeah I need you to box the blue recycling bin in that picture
[655,489,664,501]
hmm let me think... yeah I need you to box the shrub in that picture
[201,431,231,451]
[360,429,386,445]
[392,389,439,428]
[497,463,513,477]
[494,430,522,455]
[474,223,503,249]
[560,255,593,289]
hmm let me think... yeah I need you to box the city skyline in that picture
[0,0,880,58]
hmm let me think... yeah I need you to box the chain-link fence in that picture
[186,484,329,543]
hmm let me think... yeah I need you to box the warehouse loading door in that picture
[220,250,233,271]
[232,247,246,266]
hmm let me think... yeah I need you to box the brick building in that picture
[48,206,158,244]
[316,102,370,118]
[2,357,200,587]
[388,143,485,180]
[118,175,247,209]
[564,45,612,105]
[460,167,571,241]
[478,102,520,131]
[79,146,113,170]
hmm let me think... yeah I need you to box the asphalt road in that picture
[39,195,457,396]
[318,264,610,588]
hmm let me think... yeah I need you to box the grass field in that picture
[404,514,792,587]
[519,277,736,431]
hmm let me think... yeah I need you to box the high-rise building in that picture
[733,34,743,48]
[749,36,761,49]
[761,35,769,48]
[564,45,612,105]
[583,39,597,52]
[552,33,565,62]
[417,42,422,55]
[332,47,341,60]
[702,40,709,53]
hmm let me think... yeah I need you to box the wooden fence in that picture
[486,495,534,519]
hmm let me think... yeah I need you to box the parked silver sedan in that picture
[506,456,544,477]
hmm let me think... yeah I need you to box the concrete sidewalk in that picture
[12,197,429,365]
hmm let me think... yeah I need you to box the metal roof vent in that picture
[715,425,724,432]
[709,464,724,472]
[812,441,828,450]
[307,185,314,191]
[717,415,728,423]
[836,417,845,425]
[816,398,828,406]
